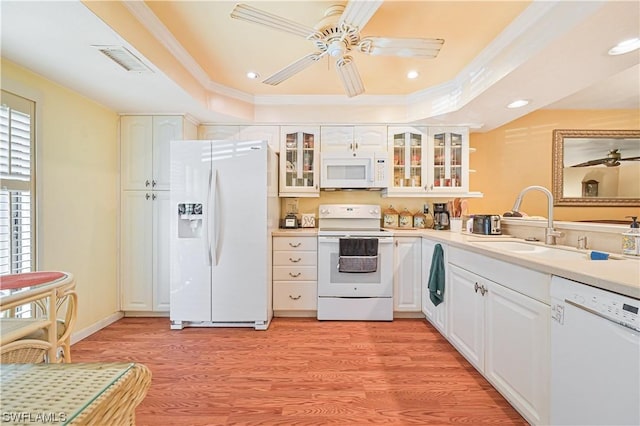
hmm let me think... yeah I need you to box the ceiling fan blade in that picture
[571,158,607,167]
[358,37,445,58]
[339,0,383,31]
[336,56,364,98]
[230,3,319,39]
[621,156,640,161]
[263,53,324,86]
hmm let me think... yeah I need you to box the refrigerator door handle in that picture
[211,168,218,266]
[205,168,213,266]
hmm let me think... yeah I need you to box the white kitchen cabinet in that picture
[321,125,387,155]
[272,236,317,315]
[393,237,422,312]
[386,126,428,196]
[121,115,195,191]
[121,191,171,311]
[280,126,320,197]
[427,127,470,193]
[120,115,195,312]
[447,248,550,425]
[421,238,447,335]
[198,125,280,153]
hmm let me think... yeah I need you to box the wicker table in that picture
[0,363,152,425]
[1,272,75,362]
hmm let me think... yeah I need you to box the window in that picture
[1,90,36,277]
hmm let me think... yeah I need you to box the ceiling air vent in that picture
[92,45,153,73]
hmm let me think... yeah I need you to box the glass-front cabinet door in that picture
[387,127,428,194]
[427,127,469,193]
[279,126,320,197]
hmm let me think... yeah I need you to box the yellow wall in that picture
[468,109,640,221]
[1,60,120,332]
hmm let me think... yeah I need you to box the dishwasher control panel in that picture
[552,276,640,332]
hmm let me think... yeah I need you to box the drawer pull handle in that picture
[289,272,301,278]
[289,257,302,263]
[289,295,302,300]
[289,242,302,248]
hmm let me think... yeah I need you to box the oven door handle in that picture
[318,236,394,244]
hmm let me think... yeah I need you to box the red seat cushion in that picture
[0,272,66,290]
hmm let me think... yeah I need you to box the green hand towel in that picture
[428,243,445,306]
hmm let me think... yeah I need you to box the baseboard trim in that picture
[123,311,170,317]
[71,311,124,345]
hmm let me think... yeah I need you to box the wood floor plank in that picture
[71,317,527,425]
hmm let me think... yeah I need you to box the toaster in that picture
[472,215,502,235]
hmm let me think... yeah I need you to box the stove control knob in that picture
[370,209,379,215]
[320,208,329,215]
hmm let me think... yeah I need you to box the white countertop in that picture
[271,227,639,299]
[388,228,640,300]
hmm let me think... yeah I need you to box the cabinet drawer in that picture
[273,281,317,310]
[273,266,317,281]
[273,237,317,251]
[273,251,317,266]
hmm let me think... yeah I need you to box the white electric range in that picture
[316,204,394,321]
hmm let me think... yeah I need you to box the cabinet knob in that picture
[289,294,302,300]
[152,180,157,187]
[474,282,479,293]
[145,193,150,200]
[152,193,157,200]
[480,285,488,296]
[289,272,301,278]
[145,180,150,187]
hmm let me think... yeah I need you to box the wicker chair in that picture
[0,339,51,363]
[27,283,78,362]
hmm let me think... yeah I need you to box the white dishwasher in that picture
[550,276,640,425]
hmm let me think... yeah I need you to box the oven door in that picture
[317,236,393,297]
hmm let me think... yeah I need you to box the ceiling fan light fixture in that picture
[246,71,260,79]
[327,40,346,57]
[608,37,640,55]
[407,70,419,79]
[507,99,529,109]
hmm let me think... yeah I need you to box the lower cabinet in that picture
[447,254,550,425]
[120,190,170,312]
[421,238,447,335]
[393,237,422,313]
[272,236,317,316]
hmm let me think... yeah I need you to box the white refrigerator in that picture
[169,139,279,330]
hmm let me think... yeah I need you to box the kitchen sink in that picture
[469,240,590,261]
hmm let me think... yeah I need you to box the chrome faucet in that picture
[511,185,564,245]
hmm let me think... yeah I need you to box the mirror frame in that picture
[552,129,640,207]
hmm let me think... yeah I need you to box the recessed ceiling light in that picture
[407,70,419,79]
[507,99,529,109]
[608,38,640,55]
[246,71,260,79]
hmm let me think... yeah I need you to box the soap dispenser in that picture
[622,216,640,256]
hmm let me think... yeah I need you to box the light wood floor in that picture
[72,317,527,425]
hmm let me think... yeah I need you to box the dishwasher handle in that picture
[565,299,640,332]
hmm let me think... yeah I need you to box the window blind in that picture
[0,92,35,277]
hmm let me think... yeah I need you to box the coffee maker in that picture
[433,203,450,230]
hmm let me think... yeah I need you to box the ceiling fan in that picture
[230,1,444,97]
[571,149,640,167]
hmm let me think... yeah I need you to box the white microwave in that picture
[320,152,389,189]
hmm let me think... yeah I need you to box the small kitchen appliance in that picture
[472,215,502,235]
[433,203,450,230]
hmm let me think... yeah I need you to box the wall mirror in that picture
[552,129,640,206]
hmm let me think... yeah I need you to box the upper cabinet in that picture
[385,126,474,197]
[427,127,469,193]
[387,126,429,195]
[198,125,280,153]
[280,126,320,197]
[121,115,196,191]
[321,125,387,156]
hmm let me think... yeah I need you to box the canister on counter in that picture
[399,208,413,228]
[383,205,399,228]
[413,211,426,229]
